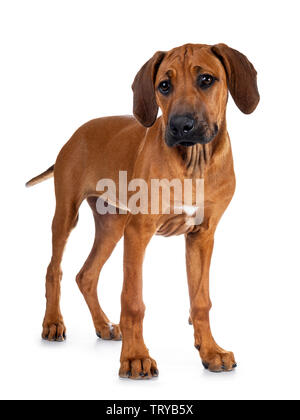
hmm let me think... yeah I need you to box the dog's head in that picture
[132,44,260,147]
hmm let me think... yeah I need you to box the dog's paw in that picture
[119,357,159,380]
[197,346,236,373]
[42,321,66,342]
[96,323,122,341]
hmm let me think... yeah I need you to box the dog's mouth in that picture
[177,141,195,147]
[165,128,218,148]
[165,122,219,148]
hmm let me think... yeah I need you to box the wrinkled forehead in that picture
[157,44,225,81]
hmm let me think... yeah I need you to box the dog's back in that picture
[26,115,146,190]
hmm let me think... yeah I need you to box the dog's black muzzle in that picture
[165,113,218,147]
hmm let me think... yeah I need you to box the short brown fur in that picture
[27,43,259,377]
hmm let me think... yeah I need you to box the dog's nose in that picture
[169,115,195,138]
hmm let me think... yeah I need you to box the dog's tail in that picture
[25,165,55,187]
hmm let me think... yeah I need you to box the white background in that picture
[1,0,299,401]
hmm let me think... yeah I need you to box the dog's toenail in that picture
[195,345,200,351]
[127,371,131,377]
[144,373,148,377]
[140,372,144,377]
[232,363,237,368]
[153,369,159,376]
[202,362,209,370]
[96,332,101,339]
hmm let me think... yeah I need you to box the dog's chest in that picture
[156,205,202,237]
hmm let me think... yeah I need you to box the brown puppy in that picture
[26,43,259,378]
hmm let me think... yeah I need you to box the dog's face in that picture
[155,45,227,147]
[132,44,260,147]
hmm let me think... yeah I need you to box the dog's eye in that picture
[198,74,215,89]
[158,80,171,95]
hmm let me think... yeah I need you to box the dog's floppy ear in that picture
[211,44,260,114]
[132,51,165,127]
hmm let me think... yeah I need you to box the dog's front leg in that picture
[119,218,158,380]
[185,229,237,372]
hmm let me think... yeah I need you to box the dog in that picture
[26,43,259,378]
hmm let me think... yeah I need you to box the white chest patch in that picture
[182,205,199,217]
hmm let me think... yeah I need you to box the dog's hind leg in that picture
[76,197,126,340]
[42,194,81,342]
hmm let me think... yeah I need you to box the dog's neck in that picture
[177,143,212,178]
[158,118,228,179]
